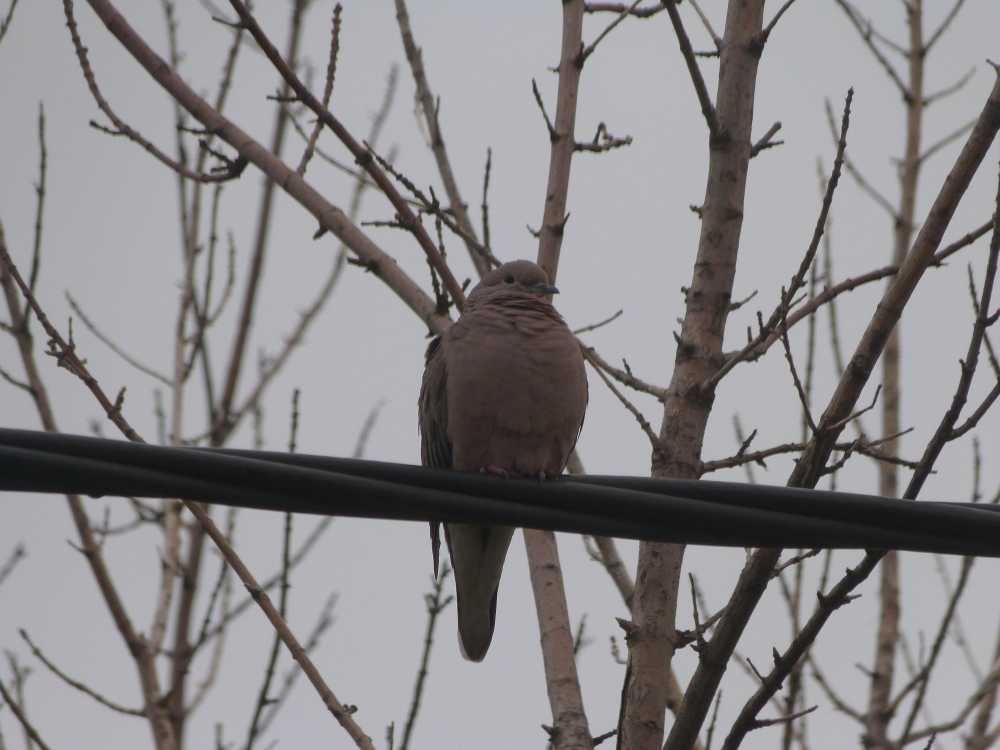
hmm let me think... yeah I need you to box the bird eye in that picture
[503,274,515,284]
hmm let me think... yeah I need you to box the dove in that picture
[418,259,588,661]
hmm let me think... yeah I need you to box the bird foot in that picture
[480,465,510,478]
[537,470,559,481]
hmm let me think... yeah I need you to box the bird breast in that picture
[443,298,587,476]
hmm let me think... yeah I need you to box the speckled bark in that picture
[620,3,767,749]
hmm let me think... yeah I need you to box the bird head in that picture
[466,260,559,306]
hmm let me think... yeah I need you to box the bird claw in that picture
[478,466,559,480]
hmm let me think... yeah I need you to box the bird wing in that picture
[418,335,452,575]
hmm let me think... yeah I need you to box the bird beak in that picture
[532,282,559,295]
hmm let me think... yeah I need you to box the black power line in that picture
[1,428,997,556]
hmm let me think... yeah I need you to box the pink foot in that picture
[480,465,510,478]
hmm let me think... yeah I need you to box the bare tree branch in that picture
[394,0,493,277]
[525,529,594,750]
[580,0,642,62]
[642,3,769,749]
[833,0,910,100]
[824,97,899,219]
[534,0,584,285]
[581,345,666,400]
[584,2,665,19]
[2,222,377,750]
[296,4,341,177]
[1,219,176,749]
[65,2,246,183]
[685,0,721,49]
[708,89,853,389]
[674,67,1000,750]
[587,355,659,448]
[227,0,466,310]
[663,0,722,140]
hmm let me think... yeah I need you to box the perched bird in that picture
[418,260,588,661]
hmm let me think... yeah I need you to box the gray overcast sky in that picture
[2,1,1000,748]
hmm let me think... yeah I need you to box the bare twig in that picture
[708,89,853,389]
[400,566,453,750]
[779,308,817,433]
[1,245,142,441]
[587,355,659,448]
[581,345,665,400]
[148,499,181,656]
[924,67,976,107]
[66,293,172,385]
[758,0,799,45]
[950,379,1000,439]
[750,705,817,731]
[28,103,46,311]
[532,78,558,143]
[700,433,916,475]
[905,156,1000,499]
[0,544,25,588]
[686,0,721,49]
[897,658,1000,747]
[834,0,910,99]
[0,0,19,46]
[809,656,864,721]
[395,0,492,277]
[772,549,821,579]
[719,217,996,369]
[0,362,33,395]
[732,415,757,483]
[824,98,899,219]
[750,121,783,158]
[296,4,340,176]
[580,0,642,62]
[663,0,722,139]
[0,677,51,750]
[64,0,245,183]
[575,122,633,153]
[925,0,967,52]
[186,510,235,714]
[244,509,293,750]
[480,148,492,261]
[584,2,665,19]
[20,630,145,716]
[895,556,975,740]
[573,309,623,335]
